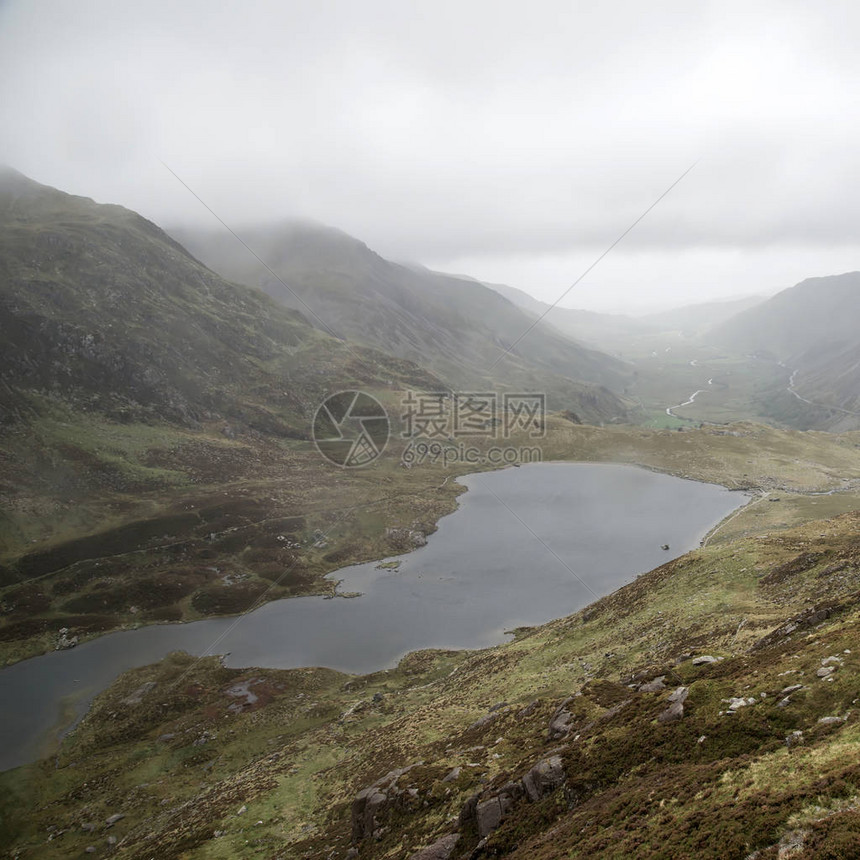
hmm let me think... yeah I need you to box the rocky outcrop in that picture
[461,754,566,838]
[547,697,575,740]
[522,755,565,802]
[121,681,157,706]
[351,763,423,842]
[752,605,837,650]
[638,675,666,693]
[657,687,689,724]
[476,791,517,838]
[55,627,78,650]
[467,708,508,732]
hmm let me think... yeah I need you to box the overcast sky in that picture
[2,1,860,312]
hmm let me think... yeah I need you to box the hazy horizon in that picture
[3,1,860,311]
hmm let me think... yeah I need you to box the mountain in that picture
[707,272,860,359]
[0,169,635,658]
[0,168,440,436]
[0,168,453,642]
[708,272,860,427]
[172,223,639,422]
[485,280,643,349]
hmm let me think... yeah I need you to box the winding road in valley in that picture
[786,367,860,418]
[666,376,716,418]
[664,358,860,424]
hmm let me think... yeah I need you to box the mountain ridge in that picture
[171,222,639,423]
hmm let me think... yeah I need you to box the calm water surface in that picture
[0,463,745,770]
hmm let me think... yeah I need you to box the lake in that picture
[0,462,745,770]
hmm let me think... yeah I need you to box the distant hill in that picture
[486,281,641,349]
[173,223,639,422]
[708,272,860,428]
[640,295,765,335]
[707,272,860,359]
[488,281,763,349]
[0,168,437,435]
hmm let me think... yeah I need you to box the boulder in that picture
[657,700,684,723]
[692,655,718,666]
[521,755,565,802]
[667,686,689,704]
[638,676,666,693]
[468,711,504,732]
[55,628,79,650]
[409,833,460,860]
[461,757,566,838]
[122,681,157,706]
[475,793,515,838]
[547,697,575,740]
[517,700,539,718]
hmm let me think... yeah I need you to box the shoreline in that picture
[2,429,855,668]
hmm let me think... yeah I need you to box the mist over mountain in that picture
[0,168,438,435]
[489,280,765,352]
[173,222,639,422]
[708,272,860,359]
[3,170,860,860]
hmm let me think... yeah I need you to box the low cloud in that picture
[2,0,859,309]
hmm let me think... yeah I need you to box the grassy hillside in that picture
[4,504,860,859]
[0,168,441,434]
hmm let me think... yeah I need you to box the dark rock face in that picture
[476,793,515,838]
[522,755,565,802]
[351,763,423,842]
[461,754,567,838]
